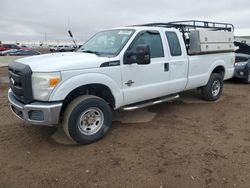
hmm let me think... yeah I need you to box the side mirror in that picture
[124,44,151,65]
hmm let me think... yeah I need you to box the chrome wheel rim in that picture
[211,80,221,97]
[78,107,104,135]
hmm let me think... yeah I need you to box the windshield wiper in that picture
[81,50,100,55]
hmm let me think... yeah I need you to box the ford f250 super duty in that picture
[8,20,235,144]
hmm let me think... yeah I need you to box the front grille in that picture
[8,62,33,104]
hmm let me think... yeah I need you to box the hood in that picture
[16,52,110,72]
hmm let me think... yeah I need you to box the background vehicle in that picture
[233,42,250,83]
[49,45,58,52]
[8,20,235,145]
[50,45,74,52]
[235,42,250,55]
[234,53,250,83]
[58,45,74,52]
[0,44,21,52]
[0,49,41,56]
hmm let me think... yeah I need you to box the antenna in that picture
[68,30,77,48]
[67,16,77,48]
[68,16,71,30]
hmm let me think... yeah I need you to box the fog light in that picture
[28,110,44,121]
[240,72,244,76]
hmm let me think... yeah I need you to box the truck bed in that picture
[185,52,235,90]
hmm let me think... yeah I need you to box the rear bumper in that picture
[234,66,249,79]
[8,89,62,126]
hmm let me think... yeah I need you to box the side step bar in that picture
[122,94,179,111]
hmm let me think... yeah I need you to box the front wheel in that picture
[201,73,223,101]
[62,95,112,145]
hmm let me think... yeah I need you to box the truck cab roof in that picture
[107,26,180,32]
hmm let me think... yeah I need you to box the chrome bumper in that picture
[8,89,62,126]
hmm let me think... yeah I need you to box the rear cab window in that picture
[165,31,182,56]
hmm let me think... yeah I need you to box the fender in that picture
[186,59,228,91]
[49,73,124,109]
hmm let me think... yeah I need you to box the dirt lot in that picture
[1,66,250,188]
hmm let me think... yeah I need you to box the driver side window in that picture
[129,31,164,58]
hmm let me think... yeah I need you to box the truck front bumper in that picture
[8,89,62,126]
[234,65,249,79]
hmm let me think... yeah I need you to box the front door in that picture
[121,30,171,105]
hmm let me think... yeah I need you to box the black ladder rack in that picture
[131,20,234,53]
[132,20,234,32]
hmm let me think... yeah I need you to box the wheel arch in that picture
[49,73,124,111]
[211,65,225,78]
[205,62,226,85]
[60,83,116,116]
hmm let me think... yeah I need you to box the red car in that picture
[0,44,21,52]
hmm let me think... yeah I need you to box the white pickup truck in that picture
[8,20,235,144]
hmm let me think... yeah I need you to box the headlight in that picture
[235,61,247,67]
[32,72,61,101]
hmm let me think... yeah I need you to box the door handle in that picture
[164,63,169,72]
[125,80,135,87]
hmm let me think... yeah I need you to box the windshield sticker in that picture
[118,31,132,35]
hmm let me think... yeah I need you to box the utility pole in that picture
[45,32,47,46]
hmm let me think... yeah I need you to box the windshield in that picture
[78,29,134,56]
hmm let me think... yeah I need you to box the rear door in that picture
[164,30,189,93]
[121,29,171,105]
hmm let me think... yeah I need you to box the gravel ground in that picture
[1,67,250,188]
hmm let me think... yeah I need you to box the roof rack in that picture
[132,20,234,32]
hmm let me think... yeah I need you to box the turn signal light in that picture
[49,78,61,87]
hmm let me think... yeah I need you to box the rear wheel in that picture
[62,95,112,145]
[201,73,223,101]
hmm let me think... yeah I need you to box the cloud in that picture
[1,0,250,43]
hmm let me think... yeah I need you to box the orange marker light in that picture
[49,78,61,87]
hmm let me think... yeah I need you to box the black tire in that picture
[62,95,112,145]
[243,71,250,84]
[201,73,223,101]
